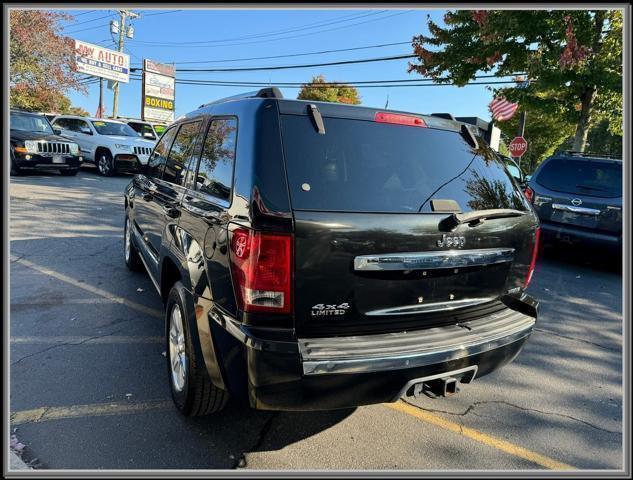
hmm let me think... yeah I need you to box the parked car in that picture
[123,88,541,415]
[498,154,526,186]
[10,109,82,176]
[51,115,155,176]
[115,117,160,142]
[526,151,622,253]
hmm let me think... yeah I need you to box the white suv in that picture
[51,115,156,176]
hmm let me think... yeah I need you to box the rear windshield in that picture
[280,115,527,213]
[535,158,622,198]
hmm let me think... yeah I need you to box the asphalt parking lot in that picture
[9,167,623,471]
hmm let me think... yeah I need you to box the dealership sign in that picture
[74,40,130,83]
[142,59,175,123]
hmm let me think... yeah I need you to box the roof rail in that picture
[557,150,622,160]
[198,87,283,109]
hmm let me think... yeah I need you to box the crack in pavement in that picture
[534,327,619,352]
[233,412,279,469]
[401,399,620,435]
[10,327,130,366]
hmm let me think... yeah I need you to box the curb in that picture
[10,450,32,470]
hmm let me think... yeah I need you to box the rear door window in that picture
[535,158,622,198]
[162,121,202,185]
[147,126,177,178]
[279,115,527,213]
[194,118,237,203]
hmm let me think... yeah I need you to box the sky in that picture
[55,8,510,121]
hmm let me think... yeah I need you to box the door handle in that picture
[142,192,153,201]
[163,205,180,218]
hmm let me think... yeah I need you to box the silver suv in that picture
[51,115,156,176]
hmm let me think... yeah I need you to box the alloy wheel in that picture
[168,304,187,392]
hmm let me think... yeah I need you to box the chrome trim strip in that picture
[300,312,535,375]
[354,248,515,271]
[552,203,600,216]
[365,297,495,316]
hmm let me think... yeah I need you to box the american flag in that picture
[489,96,519,121]
[95,101,105,118]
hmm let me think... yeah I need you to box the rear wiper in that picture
[439,209,526,231]
[576,184,607,192]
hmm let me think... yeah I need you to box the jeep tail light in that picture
[229,228,293,314]
[524,227,541,288]
[523,185,534,203]
[375,112,427,128]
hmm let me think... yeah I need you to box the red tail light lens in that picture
[524,227,541,288]
[375,112,427,128]
[229,228,293,314]
[523,186,534,203]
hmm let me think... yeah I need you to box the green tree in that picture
[409,10,623,152]
[584,119,622,157]
[498,103,577,174]
[297,75,361,105]
[10,10,86,112]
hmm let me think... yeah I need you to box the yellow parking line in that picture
[11,400,173,425]
[385,401,576,470]
[11,256,162,319]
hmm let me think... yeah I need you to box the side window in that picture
[147,126,177,178]
[76,120,92,135]
[195,118,237,202]
[163,121,202,185]
[53,118,68,129]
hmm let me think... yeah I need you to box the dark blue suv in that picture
[525,151,622,253]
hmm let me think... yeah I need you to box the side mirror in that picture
[53,128,62,135]
[143,132,156,140]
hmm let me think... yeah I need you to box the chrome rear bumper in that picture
[299,308,535,376]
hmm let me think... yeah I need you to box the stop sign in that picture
[509,136,528,158]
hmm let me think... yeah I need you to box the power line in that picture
[67,10,98,18]
[127,10,413,48]
[129,53,417,73]
[63,20,115,36]
[128,10,386,46]
[63,12,114,31]
[141,10,184,17]
[130,41,412,67]
[77,76,528,89]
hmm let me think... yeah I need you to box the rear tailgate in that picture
[279,110,539,337]
[531,157,622,234]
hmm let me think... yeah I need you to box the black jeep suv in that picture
[124,88,541,414]
[526,151,622,253]
[10,109,82,176]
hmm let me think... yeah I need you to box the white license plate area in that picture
[52,155,65,164]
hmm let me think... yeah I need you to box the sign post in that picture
[142,59,176,124]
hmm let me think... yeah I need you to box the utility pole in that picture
[112,9,138,118]
[98,78,103,117]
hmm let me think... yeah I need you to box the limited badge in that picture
[310,303,350,317]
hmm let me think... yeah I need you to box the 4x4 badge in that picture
[311,303,350,317]
[437,234,466,248]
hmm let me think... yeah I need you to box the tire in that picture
[96,151,115,177]
[123,215,143,271]
[10,156,21,176]
[166,281,229,416]
[60,168,79,176]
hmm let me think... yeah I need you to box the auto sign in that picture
[74,40,130,83]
